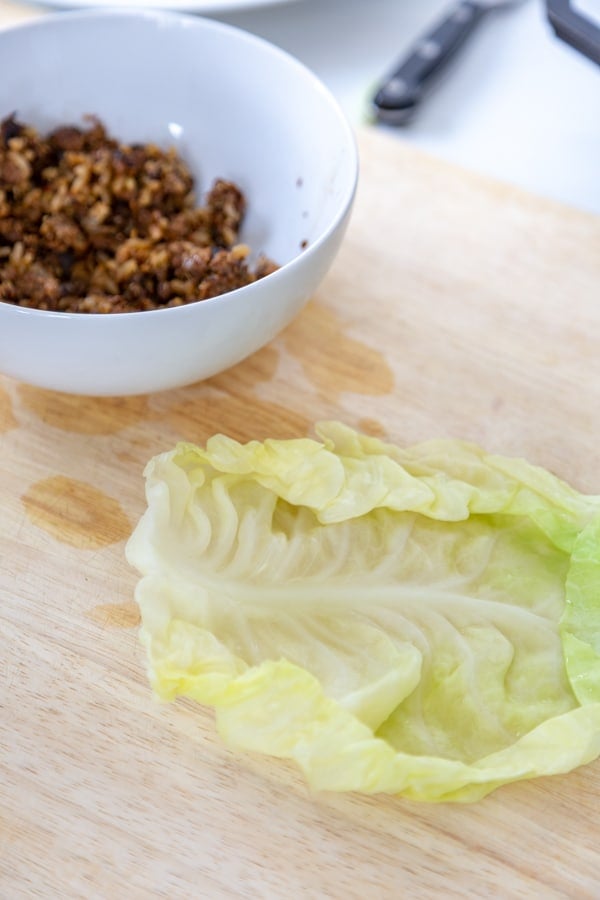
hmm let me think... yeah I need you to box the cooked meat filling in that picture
[0,114,277,313]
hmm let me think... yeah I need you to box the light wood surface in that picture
[0,0,41,27]
[2,127,600,898]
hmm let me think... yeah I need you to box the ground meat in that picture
[0,115,277,313]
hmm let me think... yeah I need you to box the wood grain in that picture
[1,127,600,898]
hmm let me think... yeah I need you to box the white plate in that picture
[25,0,297,10]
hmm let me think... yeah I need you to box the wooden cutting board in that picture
[2,127,600,898]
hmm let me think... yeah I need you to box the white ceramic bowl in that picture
[0,10,357,395]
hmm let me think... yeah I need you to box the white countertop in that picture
[1,0,599,215]
[212,0,600,216]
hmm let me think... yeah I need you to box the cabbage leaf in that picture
[126,423,600,801]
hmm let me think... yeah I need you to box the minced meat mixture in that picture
[0,114,277,313]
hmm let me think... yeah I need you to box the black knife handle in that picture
[373,1,487,124]
[547,0,600,66]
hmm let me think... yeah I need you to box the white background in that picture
[211,0,600,215]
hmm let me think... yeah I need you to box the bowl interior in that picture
[0,10,357,271]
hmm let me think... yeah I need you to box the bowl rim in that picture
[0,7,359,324]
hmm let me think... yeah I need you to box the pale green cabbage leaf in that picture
[126,422,600,801]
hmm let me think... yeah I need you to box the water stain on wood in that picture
[206,344,280,393]
[18,386,149,435]
[357,417,387,438]
[160,391,310,444]
[283,302,394,398]
[22,476,131,549]
[86,602,141,629]
[0,385,17,433]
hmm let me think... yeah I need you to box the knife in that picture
[372,0,526,125]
